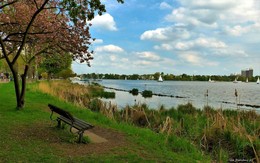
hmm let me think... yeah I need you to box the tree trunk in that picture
[9,65,23,109]
[19,65,29,108]
[9,64,29,109]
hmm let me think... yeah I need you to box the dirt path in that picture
[14,123,130,157]
[59,126,129,156]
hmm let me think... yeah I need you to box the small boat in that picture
[158,75,163,82]
[209,77,215,83]
[69,77,80,81]
[233,77,238,83]
[257,77,260,84]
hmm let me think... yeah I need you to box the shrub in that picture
[142,90,153,98]
[130,88,139,96]
[92,91,115,98]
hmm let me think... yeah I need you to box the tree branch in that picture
[11,0,50,65]
[33,0,39,9]
[0,0,18,9]
[0,37,12,65]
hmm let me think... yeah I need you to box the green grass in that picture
[0,82,211,162]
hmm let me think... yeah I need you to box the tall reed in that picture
[35,80,259,161]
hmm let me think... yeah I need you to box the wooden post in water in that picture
[234,89,241,125]
[206,89,209,107]
[235,89,238,110]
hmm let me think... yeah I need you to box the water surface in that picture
[79,80,260,112]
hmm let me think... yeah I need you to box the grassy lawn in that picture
[0,82,211,162]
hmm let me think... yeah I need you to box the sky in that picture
[72,0,260,76]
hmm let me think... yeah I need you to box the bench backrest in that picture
[48,104,75,122]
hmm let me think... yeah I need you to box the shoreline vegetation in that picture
[80,72,260,82]
[0,80,259,162]
[37,80,259,162]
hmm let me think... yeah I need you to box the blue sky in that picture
[72,0,260,76]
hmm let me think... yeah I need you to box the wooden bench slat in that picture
[58,116,93,130]
[74,117,94,127]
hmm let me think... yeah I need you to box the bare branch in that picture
[12,0,50,64]
[33,0,39,9]
[0,37,12,64]
[0,0,18,10]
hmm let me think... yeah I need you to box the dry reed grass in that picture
[200,108,259,160]
[38,80,91,107]
[120,104,150,127]
[35,81,259,161]
[160,116,173,135]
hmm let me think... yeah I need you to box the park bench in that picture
[48,104,94,143]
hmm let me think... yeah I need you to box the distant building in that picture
[241,68,253,78]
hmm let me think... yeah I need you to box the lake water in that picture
[78,80,260,112]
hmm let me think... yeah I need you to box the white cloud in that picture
[140,26,190,41]
[174,42,191,51]
[220,1,260,24]
[154,43,174,51]
[224,22,260,36]
[135,51,161,61]
[92,39,104,44]
[133,60,153,66]
[73,0,260,75]
[211,48,249,57]
[110,55,117,61]
[180,0,237,10]
[95,44,124,53]
[224,25,248,36]
[195,37,226,48]
[179,52,219,67]
[165,0,260,32]
[140,28,169,41]
[165,7,218,28]
[91,13,118,31]
[160,2,172,10]
[155,37,227,51]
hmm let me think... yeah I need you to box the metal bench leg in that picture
[78,131,84,143]
[57,119,62,128]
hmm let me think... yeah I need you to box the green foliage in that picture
[60,0,124,22]
[81,72,257,81]
[39,53,72,77]
[88,98,102,112]
[142,90,153,98]
[0,82,210,162]
[82,136,91,144]
[56,68,75,79]
[2,81,258,162]
[129,88,139,95]
[92,91,115,98]
[167,135,198,153]
[177,102,197,114]
[88,84,115,98]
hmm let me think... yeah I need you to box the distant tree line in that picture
[80,72,260,82]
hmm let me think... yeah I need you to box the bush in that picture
[93,91,115,98]
[130,88,139,96]
[142,90,153,98]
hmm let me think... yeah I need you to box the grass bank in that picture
[0,81,210,162]
[37,80,259,162]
